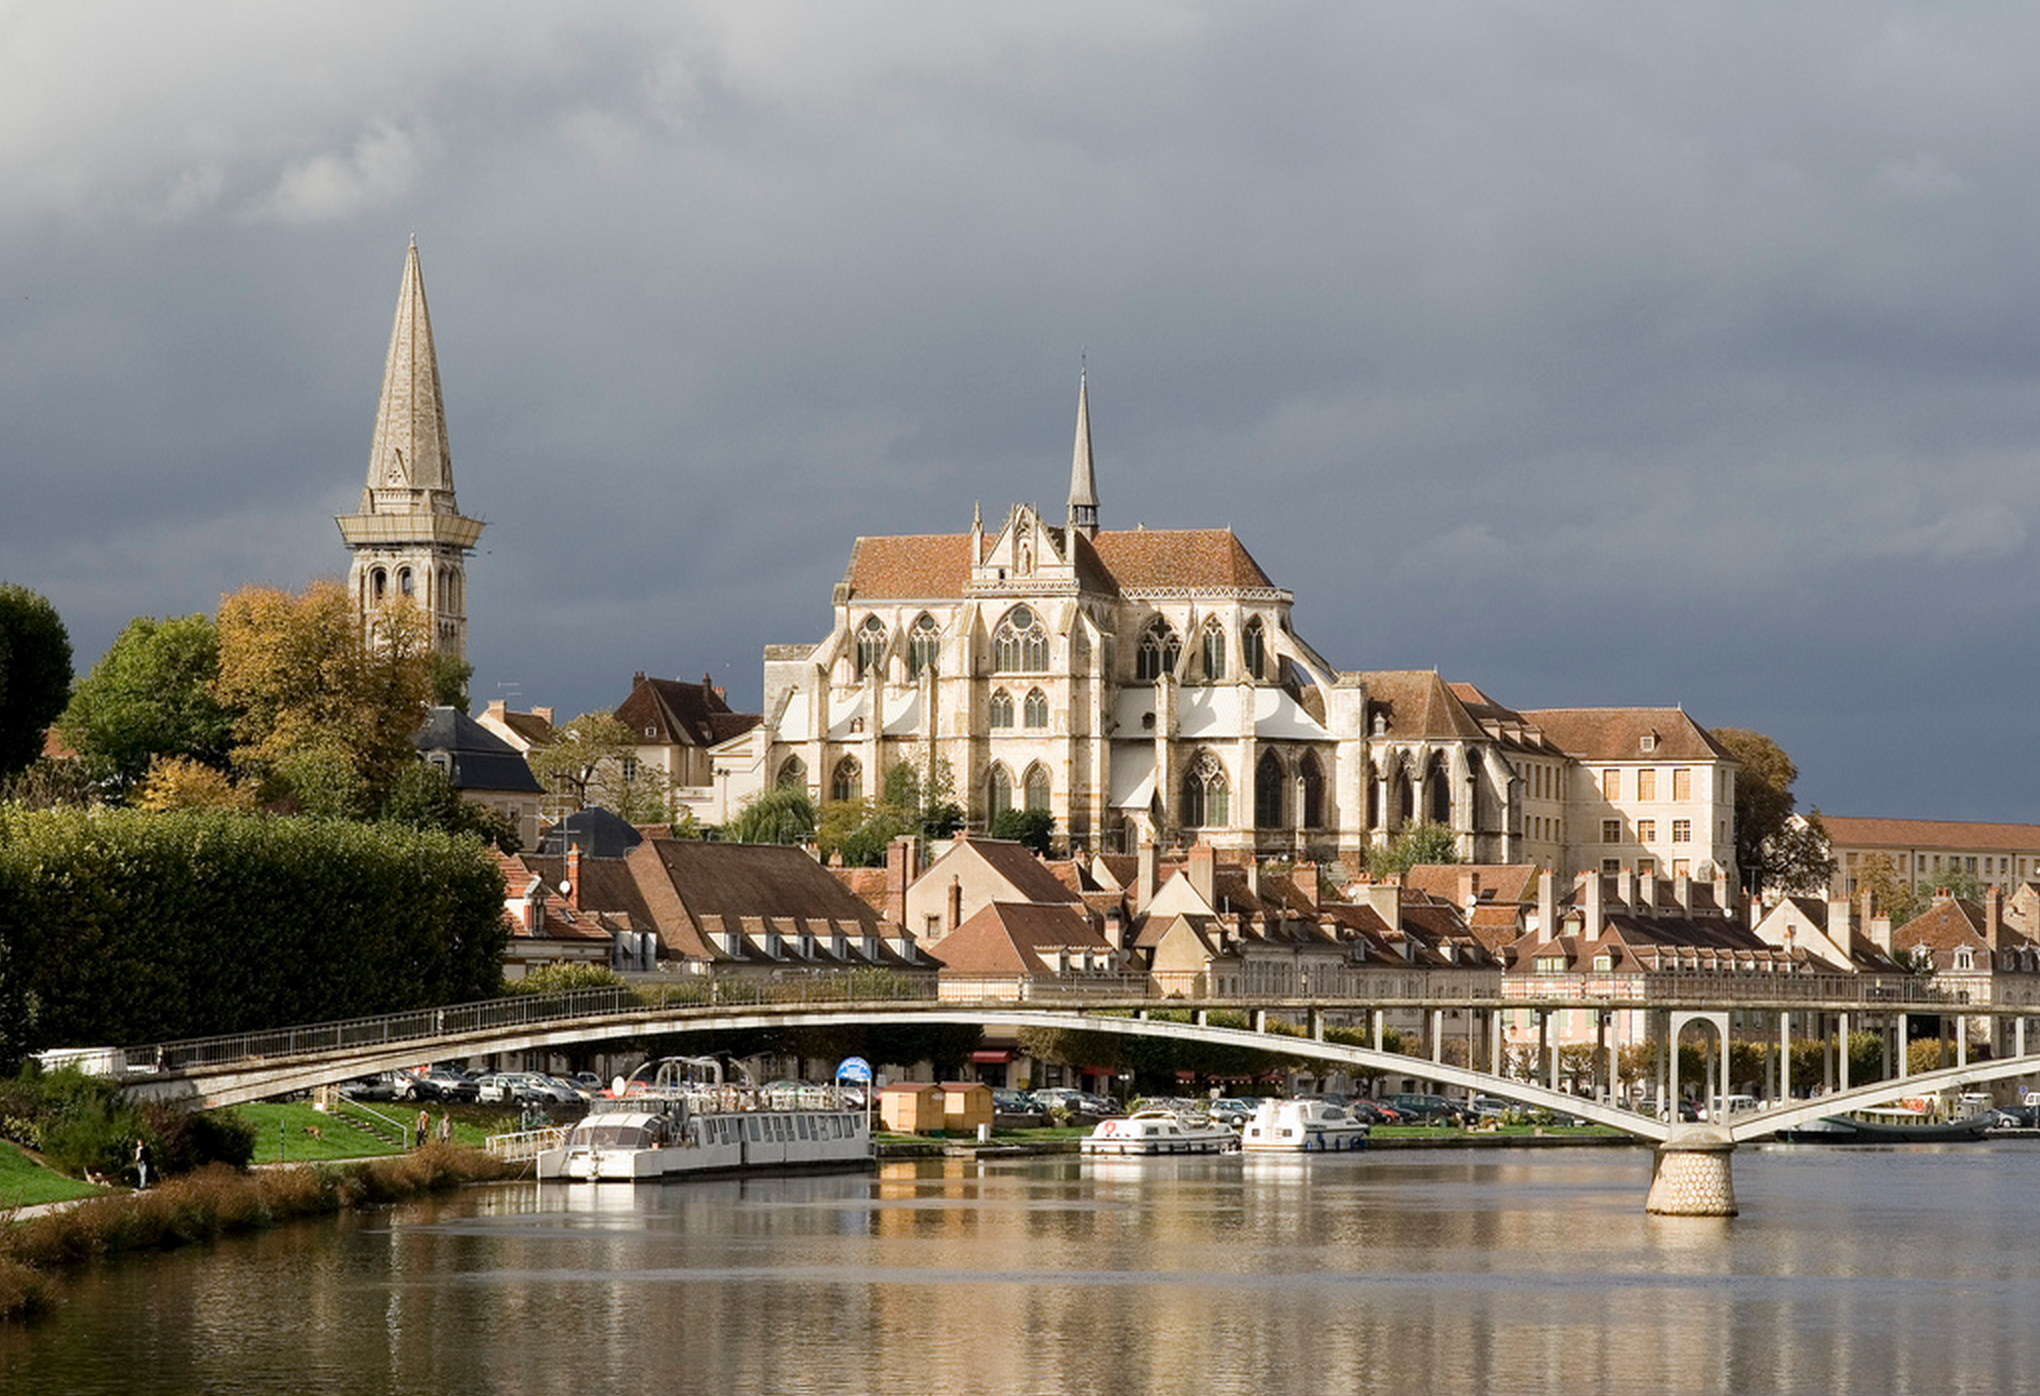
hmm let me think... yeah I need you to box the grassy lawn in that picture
[232,1101,525,1163]
[0,1141,104,1210]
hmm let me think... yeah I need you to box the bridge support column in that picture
[1957,1016,1968,1068]
[1251,1008,1266,1033]
[1896,1014,1908,1079]
[1777,1012,1790,1102]
[1837,1012,1849,1092]
[2018,1016,2027,1059]
[1372,1009,1384,1052]
[1644,1125,1738,1217]
[1490,1009,1504,1078]
[1309,1009,1324,1042]
[1431,1009,1444,1064]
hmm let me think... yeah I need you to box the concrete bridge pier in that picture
[1644,1125,1738,1217]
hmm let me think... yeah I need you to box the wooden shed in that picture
[880,1082,947,1134]
[939,1081,995,1134]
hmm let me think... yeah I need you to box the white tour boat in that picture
[1241,1098,1371,1153]
[1080,1108,1240,1157]
[535,1057,872,1182]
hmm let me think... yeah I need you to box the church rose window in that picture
[994,605,1048,672]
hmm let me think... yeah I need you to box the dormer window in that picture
[1640,733,1657,753]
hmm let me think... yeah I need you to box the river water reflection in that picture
[5,1142,2040,1394]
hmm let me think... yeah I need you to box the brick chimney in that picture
[565,846,582,911]
[1673,871,1691,913]
[1580,868,1603,939]
[1458,868,1477,911]
[1188,843,1217,905]
[1985,886,2002,952]
[1361,879,1401,929]
[1136,833,1158,914]
[1536,870,1556,944]
[946,875,963,935]
[1615,864,1633,909]
[1294,862,1320,910]
[887,835,920,923]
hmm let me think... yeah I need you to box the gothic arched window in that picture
[1428,759,1451,825]
[987,764,1014,818]
[1200,620,1227,682]
[1023,688,1049,729]
[994,605,1048,672]
[777,755,806,789]
[1255,751,1285,829]
[1299,751,1325,828]
[855,616,886,680]
[989,688,1015,729]
[398,567,415,597]
[907,614,940,678]
[1182,751,1229,828]
[1024,763,1052,812]
[1136,619,1181,682]
[1243,617,1267,680]
[831,756,862,803]
[371,568,388,604]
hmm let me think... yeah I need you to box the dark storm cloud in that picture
[7,3,2040,819]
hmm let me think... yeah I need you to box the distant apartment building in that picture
[1824,816,2040,896]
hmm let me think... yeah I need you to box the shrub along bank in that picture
[0,806,507,1065]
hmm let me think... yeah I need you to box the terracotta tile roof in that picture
[1891,897,1989,960]
[841,534,978,600]
[1403,864,1541,905]
[1516,707,1734,763]
[1088,528,1275,591]
[929,902,1111,977]
[1822,816,2040,853]
[1356,671,1489,742]
[947,838,1086,905]
[839,526,1276,601]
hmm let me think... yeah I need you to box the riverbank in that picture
[0,1145,519,1322]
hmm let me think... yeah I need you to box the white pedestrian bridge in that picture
[104,977,2040,1150]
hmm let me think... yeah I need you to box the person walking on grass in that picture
[417,1109,430,1149]
[436,1111,451,1145]
[134,1138,151,1189]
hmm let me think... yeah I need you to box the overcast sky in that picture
[7,4,2039,822]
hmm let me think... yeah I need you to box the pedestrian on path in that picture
[436,1112,451,1145]
[416,1109,430,1148]
[134,1138,151,1189]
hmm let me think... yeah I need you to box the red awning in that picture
[971,1049,1015,1064]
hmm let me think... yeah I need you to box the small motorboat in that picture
[1080,1108,1240,1156]
[1241,1097,1371,1153]
[1775,1098,1997,1145]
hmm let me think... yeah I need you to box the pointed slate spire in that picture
[362,237,456,504]
[337,240,483,663]
[1066,368,1099,539]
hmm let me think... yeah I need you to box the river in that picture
[5,1141,2039,1394]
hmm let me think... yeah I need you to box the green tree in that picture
[990,807,1054,855]
[1365,820,1459,880]
[428,652,473,710]
[728,784,818,846]
[213,582,431,803]
[1851,851,1925,928]
[527,711,672,821]
[0,583,72,779]
[57,613,234,798]
[381,760,521,852]
[1712,728,1834,894]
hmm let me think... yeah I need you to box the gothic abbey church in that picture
[336,240,483,663]
[760,374,1741,882]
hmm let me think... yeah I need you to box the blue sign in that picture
[835,1056,873,1084]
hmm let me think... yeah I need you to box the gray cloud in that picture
[9,3,2040,821]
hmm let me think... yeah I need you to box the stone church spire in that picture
[336,239,484,665]
[1066,367,1099,539]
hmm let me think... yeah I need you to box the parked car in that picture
[338,1073,399,1103]
[1466,1095,1511,1121]
[992,1089,1048,1125]
[1385,1093,1463,1125]
[476,1072,542,1105]
[403,1068,479,1103]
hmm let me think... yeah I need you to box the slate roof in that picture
[412,706,543,794]
[537,807,644,859]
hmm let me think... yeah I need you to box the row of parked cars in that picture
[337,1066,605,1109]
